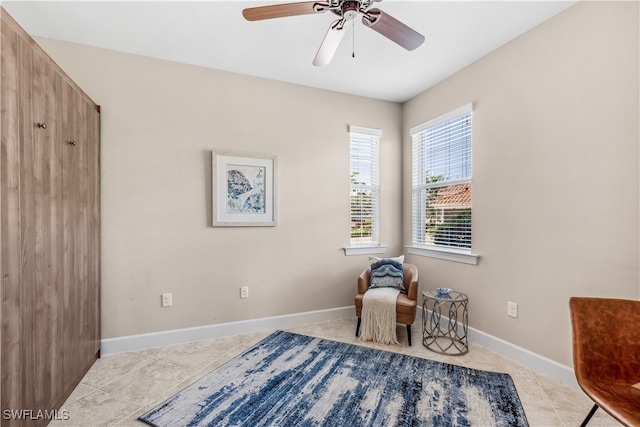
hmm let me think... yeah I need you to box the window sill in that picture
[405,245,479,265]
[343,245,388,256]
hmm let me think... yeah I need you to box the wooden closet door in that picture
[59,80,100,393]
[18,42,63,416]
[1,10,23,417]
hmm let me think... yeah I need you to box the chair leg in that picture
[580,404,598,427]
[356,317,361,337]
[407,325,412,346]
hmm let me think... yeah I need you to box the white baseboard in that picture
[101,306,354,355]
[467,325,579,390]
[415,309,578,390]
[102,305,578,391]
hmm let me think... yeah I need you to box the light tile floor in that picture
[50,318,620,426]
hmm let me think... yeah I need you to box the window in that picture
[409,104,477,264]
[349,125,382,248]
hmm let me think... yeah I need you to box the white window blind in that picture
[349,125,381,246]
[411,104,472,251]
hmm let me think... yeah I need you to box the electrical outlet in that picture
[240,286,249,299]
[161,293,173,307]
[507,301,518,318]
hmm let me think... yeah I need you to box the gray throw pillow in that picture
[368,255,405,293]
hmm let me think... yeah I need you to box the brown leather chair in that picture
[355,263,418,345]
[569,297,640,426]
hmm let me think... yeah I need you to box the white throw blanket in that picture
[359,287,400,345]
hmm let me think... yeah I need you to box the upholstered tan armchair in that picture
[354,263,419,345]
[569,297,640,426]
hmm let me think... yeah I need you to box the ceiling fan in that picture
[242,0,425,66]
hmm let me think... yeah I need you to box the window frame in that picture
[406,104,479,265]
[344,125,387,256]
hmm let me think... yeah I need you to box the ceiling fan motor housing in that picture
[341,1,360,20]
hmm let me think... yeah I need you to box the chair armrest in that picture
[406,278,418,301]
[404,264,419,301]
[357,268,370,294]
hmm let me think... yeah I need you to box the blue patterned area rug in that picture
[139,331,528,427]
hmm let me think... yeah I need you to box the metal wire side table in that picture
[422,290,469,355]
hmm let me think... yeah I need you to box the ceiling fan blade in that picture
[313,19,350,66]
[362,8,425,51]
[243,2,329,21]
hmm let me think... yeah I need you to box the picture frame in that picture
[212,150,277,227]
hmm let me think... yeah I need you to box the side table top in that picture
[422,289,468,302]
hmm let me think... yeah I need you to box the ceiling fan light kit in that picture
[242,0,425,65]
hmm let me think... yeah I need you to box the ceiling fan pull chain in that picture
[352,18,356,58]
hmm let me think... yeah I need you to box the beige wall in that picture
[403,1,639,365]
[35,38,403,339]
[34,0,639,367]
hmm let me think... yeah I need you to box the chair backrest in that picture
[570,297,640,382]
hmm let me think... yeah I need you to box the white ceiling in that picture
[2,0,577,103]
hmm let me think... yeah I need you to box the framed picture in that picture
[212,150,277,227]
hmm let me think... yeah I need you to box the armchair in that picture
[354,263,419,346]
[569,297,640,426]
